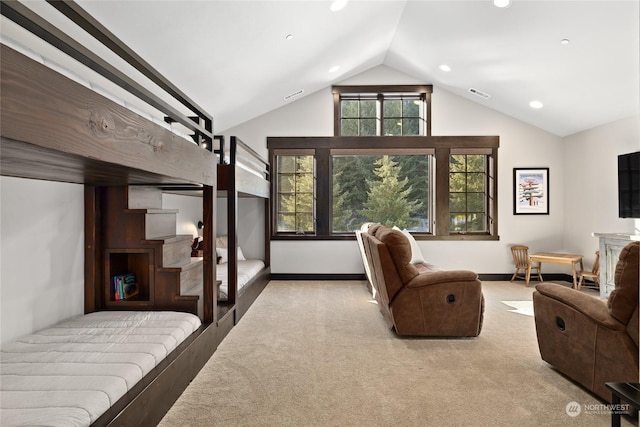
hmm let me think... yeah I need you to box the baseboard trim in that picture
[270,273,577,283]
[478,273,573,282]
[480,273,575,282]
[270,273,367,281]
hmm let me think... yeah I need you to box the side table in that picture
[605,382,640,427]
[529,252,584,289]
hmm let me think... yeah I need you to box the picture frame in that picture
[513,168,549,215]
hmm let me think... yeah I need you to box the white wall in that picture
[216,197,266,260]
[562,114,640,267]
[225,65,570,274]
[0,177,84,346]
[163,193,202,240]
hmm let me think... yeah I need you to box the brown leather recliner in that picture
[360,224,484,337]
[533,241,639,402]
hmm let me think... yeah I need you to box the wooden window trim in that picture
[268,136,499,241]
[273,151,317,235]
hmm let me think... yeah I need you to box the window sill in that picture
[271,234,500,241]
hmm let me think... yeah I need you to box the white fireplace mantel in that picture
[592,233,640,298]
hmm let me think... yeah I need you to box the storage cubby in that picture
[105,249,153,306]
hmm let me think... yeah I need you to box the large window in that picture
[269,137,498,240]
[332,152,432,233]
[269,85,499,241]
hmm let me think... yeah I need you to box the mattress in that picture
[0,310,201,427]
[217,259,265,300]
[0,38,196,145]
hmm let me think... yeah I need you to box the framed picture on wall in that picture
[513,168,549,215]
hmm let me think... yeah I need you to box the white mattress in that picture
[217,259,265,300]
[0,311,201,427]
[0,38,196,146]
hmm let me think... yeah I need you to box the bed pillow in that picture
[401,229,426,265]
[216,235,228,249]
[216,247,246,263]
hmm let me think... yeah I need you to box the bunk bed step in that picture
[127,186,163,209]
[180,258,204,295]
[123,209,179,239]
[151,234,194,267]
[159,257,204,295]
[145,210,177,239]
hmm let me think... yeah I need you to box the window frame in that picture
[333,85,433,137]
[448,150,494,235]
[268,136,499,241]
[274,150,316,235]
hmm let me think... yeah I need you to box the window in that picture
[268,85,499,241]
[332,152,432,233]
[449,153,491,234]
[382,95,424,136]
[269,137,498,240]
[333,85,432,137]
[340,95,378,136]
[275,153,315,234]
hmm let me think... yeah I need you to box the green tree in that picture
[360,155,423,228]
[392,155,430,220]
[332,156,376,231]
[331,170,349,232]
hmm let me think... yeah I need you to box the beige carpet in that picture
[160,280,634,427]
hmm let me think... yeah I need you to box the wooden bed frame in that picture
[1,1,227,424]
[216,136,271,324]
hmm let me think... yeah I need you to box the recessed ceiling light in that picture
[493,0,511,8]
[329,65,340,73]
[330,0,348,12]
[439,64,452,72]
[530,100,544,109]
[285,34,293,41]
[560,39,570,45]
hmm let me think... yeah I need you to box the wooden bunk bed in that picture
[215,135,271,324]
[0,1,226,425]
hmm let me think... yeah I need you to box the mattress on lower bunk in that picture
[217,259,265,300]
[0,310,201,427]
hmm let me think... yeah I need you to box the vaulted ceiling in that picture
[3,1,639,137]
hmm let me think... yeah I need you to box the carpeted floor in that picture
[160,280,634,427]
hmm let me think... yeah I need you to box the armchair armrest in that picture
[535,283,623,331]
[406,270,478,288]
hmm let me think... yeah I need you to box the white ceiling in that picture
[7,1,640,137]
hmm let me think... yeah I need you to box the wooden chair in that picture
[510,245,543,286]
[578,251,600,290]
